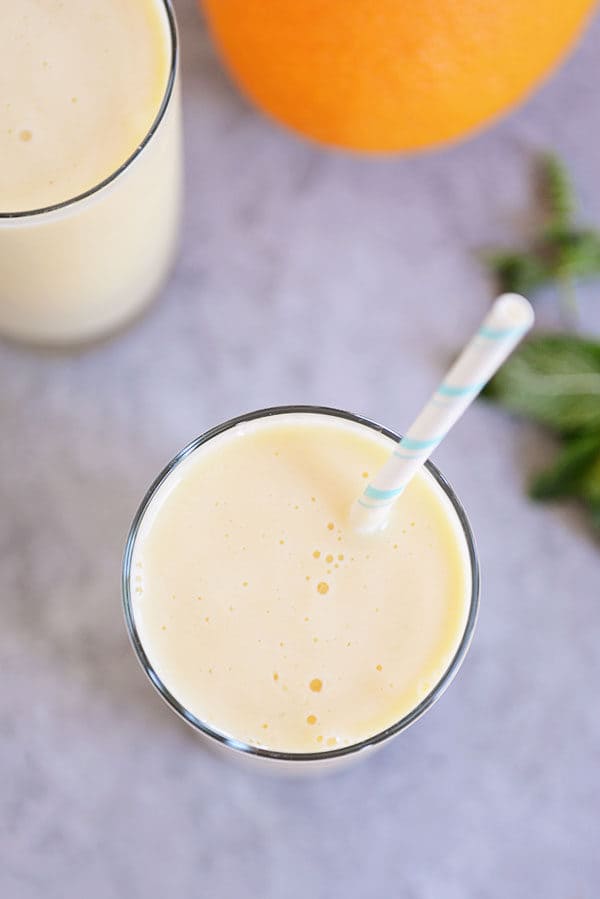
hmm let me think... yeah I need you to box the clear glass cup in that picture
[122,406,480,773]
[0,0,181,346]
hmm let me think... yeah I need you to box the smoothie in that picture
[0,0,180,343]
[127,411,475,755]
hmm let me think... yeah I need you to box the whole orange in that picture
[202,0,596,152]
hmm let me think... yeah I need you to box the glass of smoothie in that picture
[123,406,479,772]
[0,0,181,345]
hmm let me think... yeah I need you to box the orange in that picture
[201,0,597,152]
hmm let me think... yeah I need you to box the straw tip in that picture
[350,500,391,535]
[493,293,535,331]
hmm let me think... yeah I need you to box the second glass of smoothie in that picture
[0,0,181,345]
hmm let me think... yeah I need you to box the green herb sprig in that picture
[483,156,600,536]
[486,154,600,326]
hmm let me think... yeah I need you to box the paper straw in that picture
[352,293,535,533]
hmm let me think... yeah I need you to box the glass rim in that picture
[122,405,480,763]
[0,0,178,221]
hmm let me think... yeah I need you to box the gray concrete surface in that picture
[2,2,599,896]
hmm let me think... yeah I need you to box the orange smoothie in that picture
[0,0,180,343]
[128,412,474,755]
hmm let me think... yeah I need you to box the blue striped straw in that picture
[352,293,535,533]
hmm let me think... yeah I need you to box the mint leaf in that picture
[530,433,600,500]
[484,334,600,435]
[580,453,600,507]
[573,447,600,533]
[589,501,600,532]
[486,251,550,296]
[550,228,600,280]
[541,153,574,235]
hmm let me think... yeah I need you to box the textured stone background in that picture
[2,3,599,896]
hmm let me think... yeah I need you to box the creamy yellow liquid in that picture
[131,414,472,753]
[0,0,170,212]
[0,0,180,343]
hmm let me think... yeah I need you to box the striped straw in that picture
[352,293,535,533]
